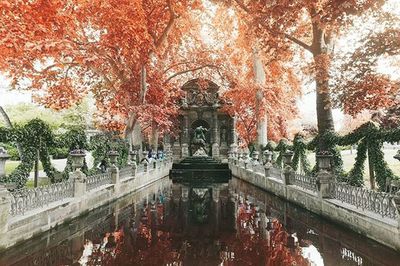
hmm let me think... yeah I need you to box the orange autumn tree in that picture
[332,26,400,116]
[0,0,201,137]
[1,0,301,146]
[222,0,390,150]
[197,3,301,146]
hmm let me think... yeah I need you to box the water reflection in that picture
[1,177,399,266]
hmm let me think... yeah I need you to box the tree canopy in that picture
[1,0,399,147]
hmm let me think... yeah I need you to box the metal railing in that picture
[10,180,74,216]
[290,172,318,193]
[332,182,397,219]
[86,172,112,192]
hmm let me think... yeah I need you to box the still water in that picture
[1,177,399,266]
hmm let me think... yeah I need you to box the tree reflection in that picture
[78,185,311,266]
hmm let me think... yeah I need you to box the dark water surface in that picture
[1,177,399,266]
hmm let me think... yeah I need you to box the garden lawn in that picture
[5,161,44,175]
[306,148,400,187]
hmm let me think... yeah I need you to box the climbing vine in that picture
[265,121,400,191]
[89,132,129,169]
[0,119,58,188]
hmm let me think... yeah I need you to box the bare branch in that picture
[154,0,177,48]
[164,64,219,83]
[284,33,313,53]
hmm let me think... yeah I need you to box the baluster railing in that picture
[290,173,318,193]
[119,166,133,179]
[86,172,112,192]
[332,182,397,219]
[270,167,283,180]
[10,180,74,216]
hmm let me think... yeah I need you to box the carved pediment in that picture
[181,79,220,107]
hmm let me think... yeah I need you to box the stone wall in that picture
[0,160,172,250]
[230,163,400,251]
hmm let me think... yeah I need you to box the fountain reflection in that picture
[1,177,400,266]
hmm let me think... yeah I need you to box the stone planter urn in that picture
[316,151,333,171]
[70,149,86,170]
[252,151,260,162]
[108,150,119,166]
[263,150,273,165]
[282,151,293,166]
[0,147,10,178]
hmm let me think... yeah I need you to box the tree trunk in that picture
[311,22,335,151]
[150,121,159,151]
[0,106,24,160]
[252,48,268,150]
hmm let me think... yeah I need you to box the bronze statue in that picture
[193,126,208,146]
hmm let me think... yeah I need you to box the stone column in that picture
[212,112,220,159]
[316,153,334,198]
[282,151,294,185]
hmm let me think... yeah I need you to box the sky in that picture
[0,74,32,106]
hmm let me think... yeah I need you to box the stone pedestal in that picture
[317,170,334,198]
[0,185,10,235]
[316,154,334,198]
[393,194,400,229]
[110,166,119,184]
[264,162,272,177]
[72,170,86,197]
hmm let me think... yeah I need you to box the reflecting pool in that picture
[1,177,399,266]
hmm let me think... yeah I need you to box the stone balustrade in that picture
[86,172,112,192]
[0,151,172,250]
[10,180,74,216]
[332,182,397,219]
[228,151,400,251]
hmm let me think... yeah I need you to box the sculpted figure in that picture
[193,126,208,145]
